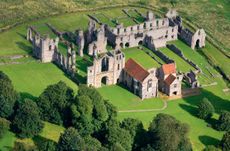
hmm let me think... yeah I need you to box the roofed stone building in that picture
[122,59,158,99]
[158,63,183,96]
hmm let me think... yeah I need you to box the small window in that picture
[172,28,174,32]
[174,84,177,88]
[162,20,165,25]
[137,26,140,30]
[166,30,168,34]
[118,64,120,70]
[124,28,127,32]
[172,35,174,39]
[165,35,168,38]
[150,23,152,27]
[156,20,159,26]
[131,27,133,31]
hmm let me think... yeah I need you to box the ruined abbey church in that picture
[27,9,206,99]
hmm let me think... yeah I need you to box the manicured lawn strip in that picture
[142,46,165,64]
[0,62,78,97]
[159,47,196,72]
[117,17,136,27]
[202,42,230,78]
[76,54,93,83]
[39,122,65,143]
[122,47,160,69]
[98,85,164,110]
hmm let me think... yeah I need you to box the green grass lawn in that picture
[159,47,196,73]
[122,47,161,69]
[0,131,16,151]
[98,85,164,111]
[0,62,78,97]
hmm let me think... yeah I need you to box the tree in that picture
[12,99,44,138]
[84,135,102,151]
[36,81,74,125]
[120,118,146,150]
[57,127,85,151]
[111,143,126,151]
[0,117,10,138]
[13,140,38,151]
[220,131,230,151]
[104,123,132,151]
[148,113,192,151]
[0,71,19,118]
[197,98,215,119]
[216,111,230,131]
[104,100,117,120]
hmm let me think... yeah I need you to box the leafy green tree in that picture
[0,71,19,118]
[84,135,102,151]
[57,127,85,151]
[12,99,44,138]
[37,81,74,125]
[36,139,56,151]
[104,100,117,120]
[120,118,146,150]
[141,144,155,151]
[78,84,108,122]
[0,117,10,138]
[220,131,230,151]
[216,111,230,131]
[111,143,126,151]
[197,98,215,119]
[148,113,192,151]
[104,123,132,151]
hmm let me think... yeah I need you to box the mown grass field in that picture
[0,62,78,97]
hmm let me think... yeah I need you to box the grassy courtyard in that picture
[122,47,161,69]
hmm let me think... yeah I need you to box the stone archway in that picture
[101,76,109,86]
[125,42,130,48]
[195,39,200,49]
[138,40,143,45]
[120,43,124,48]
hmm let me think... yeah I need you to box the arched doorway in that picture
[195,39,200,49]
[120,43,123,48]
[101,76,108,86]
[138,40,143,45]
[125,42,130,48]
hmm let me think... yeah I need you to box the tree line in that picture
[0,71,229,151]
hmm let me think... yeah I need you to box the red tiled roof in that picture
[162,63,176,75]
[124,59,149,82]
[164,74,176,85]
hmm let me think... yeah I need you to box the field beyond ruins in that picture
[0,2,229,151]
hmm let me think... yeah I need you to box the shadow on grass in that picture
[179,104,197,117]
[181,88,230,114]
[20,92,37,101]
[15,42,32,55]
[199,135,220,147]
